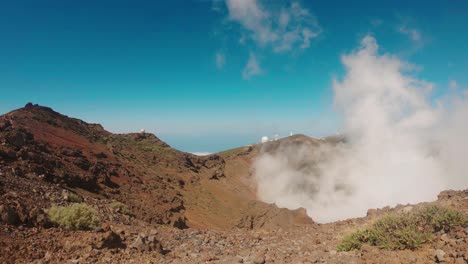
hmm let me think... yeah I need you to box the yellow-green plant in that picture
[47,203,101,230]
[67,192,83,203]
[337,206,468,251]
[110,201,135,217]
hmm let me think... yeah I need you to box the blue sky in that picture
[0,0,467,153]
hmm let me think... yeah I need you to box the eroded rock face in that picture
[237,202,314,230]
[0,189,51,227]
[5,129,33,148]
[172,216,188,229]
[183,154,226,179]
[437,190,468,200]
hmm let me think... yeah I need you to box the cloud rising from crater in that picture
[253,35,468,223]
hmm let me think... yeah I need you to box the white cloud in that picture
[253,35,468,223]
[449,79,458,89]
[225,0,274,45]
[242,52,262,79]
[300,28,317,49]
[192,152,212,156]
[398,25,421,42]
[370,18,383,27]
[218,0,320,78]
[224,0,320,53]
[396,15,422,45]
[215,52,226,69]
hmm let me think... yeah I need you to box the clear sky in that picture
[1,0,467,153]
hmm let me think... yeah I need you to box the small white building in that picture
[261,136,269,143]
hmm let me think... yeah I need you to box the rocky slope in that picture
[1,103,467,263]
[1,189,466,263]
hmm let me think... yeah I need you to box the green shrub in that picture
[337,206,468,251]
[336,230,372,251]
[67,192,83,203]
[47,203,101,230]
[420,206,467,232]
[110,201,135,217]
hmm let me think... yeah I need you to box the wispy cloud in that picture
[395,15,424,46]
[215,52,226,69]
[242,52,262,79]
[224,0,320,53]
[449,79,458,89]
[398,24,421,42]
[370,18,383,27]
[216,0,320,78]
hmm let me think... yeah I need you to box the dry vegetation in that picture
[47,203,101,230]
[110,201,135,217]
[337,206,468,251]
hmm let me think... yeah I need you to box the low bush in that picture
[419,205,467,232]
[67,192,83,203]
[337,206,468,251]
[110,201,135,217]
[47,203,101,230]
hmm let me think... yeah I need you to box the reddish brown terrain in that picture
[1,103,467,263]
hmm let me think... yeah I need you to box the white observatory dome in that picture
[140,128,146,133]
[261,136,269,143]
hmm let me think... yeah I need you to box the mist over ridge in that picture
[253,35,468,223]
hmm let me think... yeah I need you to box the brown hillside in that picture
[1,104,466,264]
[0,103,312,230]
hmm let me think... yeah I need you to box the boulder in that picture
[435,249,446,263]
[0,147,16,160]
[5,129,33,148]
[0,205,19,225]
[73,157,91,170]
[94,231,124,249]
[0,119,12,131]
[130,233,163,253]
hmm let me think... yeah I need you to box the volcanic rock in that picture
[436,249,446,262]
[130,233,163,253]
[94,231,124,249]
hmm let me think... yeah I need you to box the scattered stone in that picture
[101,222,111,232]
[440,234,450,243]
[130,233,163,253]
[94,231,124,249]
[248,252,265,264]
[62,190,70,201]
[0,205,19,225]
[43,251,52,262]
[0,148,16,159]
[435,249,446,262]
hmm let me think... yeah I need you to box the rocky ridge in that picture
[0,103,467,263]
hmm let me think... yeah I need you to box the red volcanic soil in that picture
[0,103,466,263]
